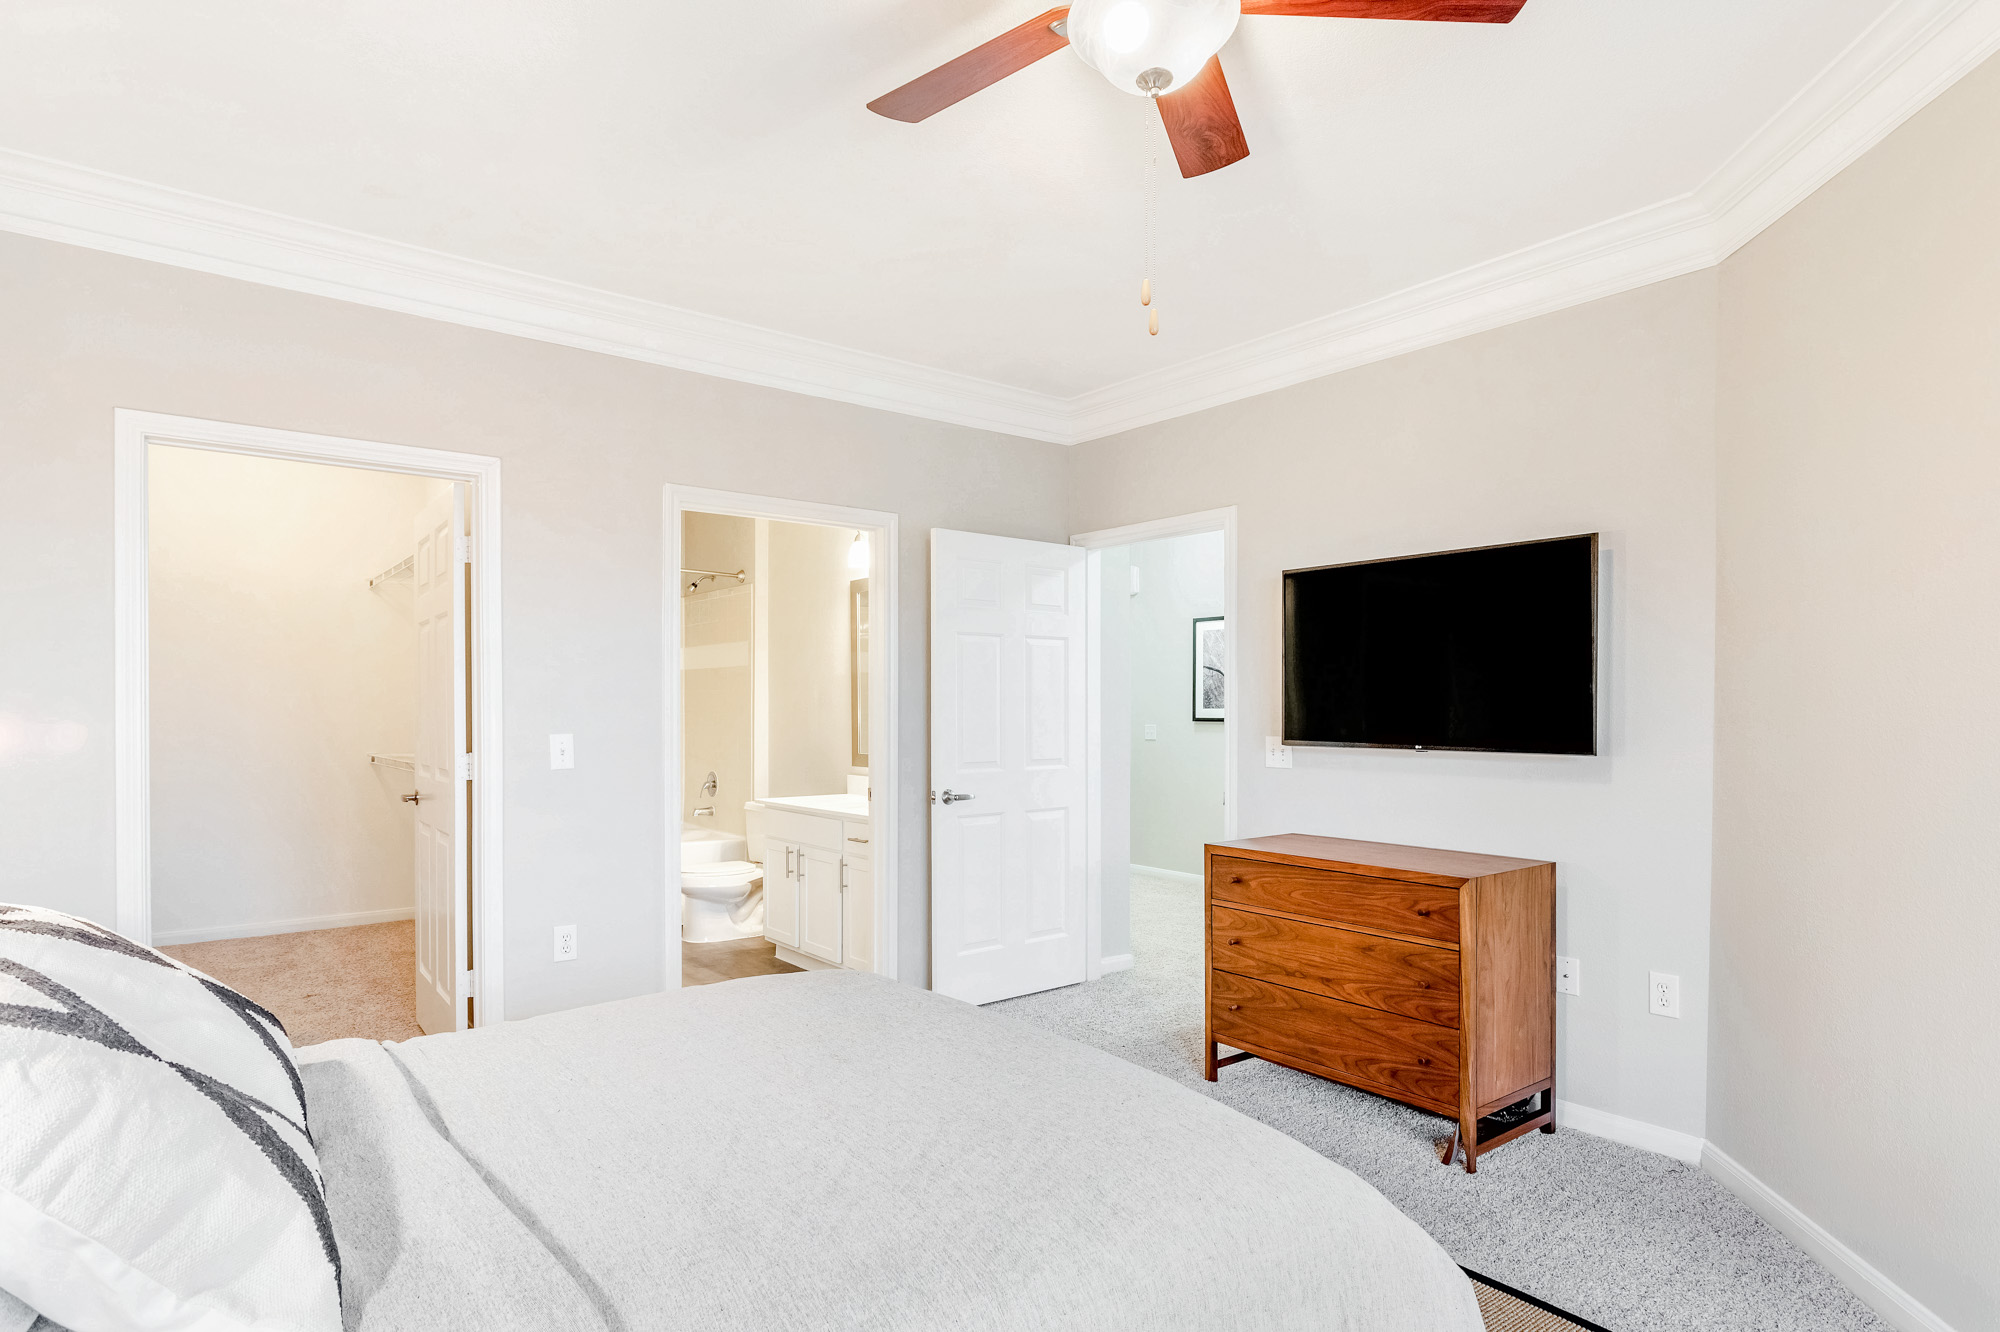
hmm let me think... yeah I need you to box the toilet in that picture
[680,825,764,942]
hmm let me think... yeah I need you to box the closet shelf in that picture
[369,753,415,771]
[369,555,414,589]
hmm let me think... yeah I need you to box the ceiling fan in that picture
[868,0,1526,178]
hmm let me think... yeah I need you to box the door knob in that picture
[402,792,421,805]
[941,789,975,804]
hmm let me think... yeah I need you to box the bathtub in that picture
[681,823,747,869]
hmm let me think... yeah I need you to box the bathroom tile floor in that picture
[682,936,804,987]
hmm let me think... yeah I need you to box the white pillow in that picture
[0,904,340,1332]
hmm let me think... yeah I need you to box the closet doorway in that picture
[113,411,506,1040]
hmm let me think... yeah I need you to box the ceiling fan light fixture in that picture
[1067,0,1240,97]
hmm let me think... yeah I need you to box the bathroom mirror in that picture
[850,578,869,768]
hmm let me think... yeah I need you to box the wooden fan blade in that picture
[1239,0,1525,21]
[868,8,1072,122]
[1156,57,1250,178]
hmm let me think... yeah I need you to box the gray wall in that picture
[1710,51,2000,1332]
[0,230,1070,1014]
[1127,531,1225,876]
[1069,274,1721,1139]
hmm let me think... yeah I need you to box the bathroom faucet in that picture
[693,806,716,818]
[701,771,718,798]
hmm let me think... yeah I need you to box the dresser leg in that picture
[1204,1041,1218,1082]
[1461,1117,1479,1173]
[1439,1127,1460,1166]
[1540,1085,1557,1132]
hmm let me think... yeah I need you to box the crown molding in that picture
[1069,0,2000,441]
[2,0,1997,446]
[0,149,1075,444]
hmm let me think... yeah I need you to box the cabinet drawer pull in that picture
[1225,938,1240,945]
[1417,1058,1431,1067]
[847,836,869,844]
[1228,1004,1241,1011]
[1415,908,1430,917]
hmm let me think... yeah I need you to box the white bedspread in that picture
[300,970,1484,1331]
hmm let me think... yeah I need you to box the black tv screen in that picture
[1283,534,1597,755]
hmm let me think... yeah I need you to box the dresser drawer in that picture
[1210,970,1460,1112]
[1209,855,1459,942]
[1210,906,1460,1027]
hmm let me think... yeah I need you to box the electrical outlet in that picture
[1557,956,1580,995]
[549,733,574,770]
[1144,723,1158,741]
[1649,971,1680,1018]
[553,924,577,962]
[1265,736,1292,768]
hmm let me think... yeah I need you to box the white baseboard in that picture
[1702,1145,1960,1332]
[153,906,415,946]
[1130,863,1203,884]
[1099,953,1135,974]
[1556,1098,1705,1165]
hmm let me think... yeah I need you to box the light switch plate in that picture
[1265,736,1292,768]
[549,733,574,770]
[1144,723,1158,741]
[1557,956,1580,995]
[553,924,578,961]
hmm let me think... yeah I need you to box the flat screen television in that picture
[1282,534,1597,755]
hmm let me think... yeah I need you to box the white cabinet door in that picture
[929,529,1088,1004]
[763,841,799,948]
[799,844,843,964]
[841,850,874,974]
[412,485,467,1035]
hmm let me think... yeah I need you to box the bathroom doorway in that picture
[661,488,898,991]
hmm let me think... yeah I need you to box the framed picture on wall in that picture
[1192,616,1225,721]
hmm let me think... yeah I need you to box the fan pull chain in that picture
[1143,143,1160,336]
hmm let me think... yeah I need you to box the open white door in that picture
[413,485,468,1034]
[930,530,1087,1004]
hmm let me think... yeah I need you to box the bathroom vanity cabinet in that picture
[746,797,874,973]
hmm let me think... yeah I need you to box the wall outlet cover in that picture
[1265,737,1292,769]
[1143,723,1158,741]
[1557,955,1581,995]
[549,733,574,770]
[1649,970,1681,1018]
[553,924,578,961]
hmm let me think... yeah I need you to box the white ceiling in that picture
[0,0,1978,432]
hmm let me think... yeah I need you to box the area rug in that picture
[1468,1268,1611,1331]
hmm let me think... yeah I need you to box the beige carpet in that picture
[160,919,422,1046]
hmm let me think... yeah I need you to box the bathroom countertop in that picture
[751,793,869,821]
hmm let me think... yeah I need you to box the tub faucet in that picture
[693,806,715,818]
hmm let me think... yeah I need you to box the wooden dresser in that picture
[1204,834,1556,1172]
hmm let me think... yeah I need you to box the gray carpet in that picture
[989,870,1890,1332]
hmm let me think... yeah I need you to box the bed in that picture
[299,969,1485,1331]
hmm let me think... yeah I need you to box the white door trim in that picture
[1070,506,1238,981]
[112,409,507,1024]
[661,485,900,988]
